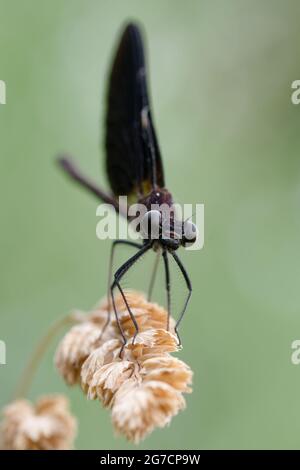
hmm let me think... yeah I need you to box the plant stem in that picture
[14,314,77,399]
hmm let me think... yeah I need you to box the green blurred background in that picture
[1,0,300,450]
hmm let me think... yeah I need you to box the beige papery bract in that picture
[112,379,186,444]
[0,396,77,450]
[55,291,193,443]
[55,310,115,385]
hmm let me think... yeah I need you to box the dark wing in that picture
[105,22,165,200]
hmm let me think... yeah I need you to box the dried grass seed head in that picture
[0,395,77,450]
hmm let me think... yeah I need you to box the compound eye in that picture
[140,210,161,239]
[183,220,198,245]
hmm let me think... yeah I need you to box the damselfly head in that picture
[139,209,197,250]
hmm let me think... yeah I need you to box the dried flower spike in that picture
[55,291,193,443]
[54,308,116,385]
[0,395,77,450]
